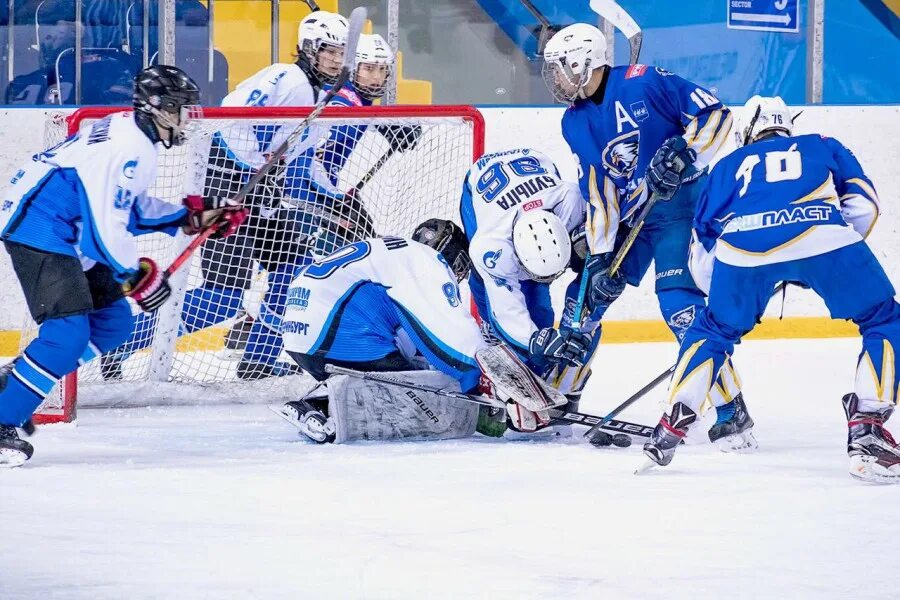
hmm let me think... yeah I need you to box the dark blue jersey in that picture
[562,64,731,254]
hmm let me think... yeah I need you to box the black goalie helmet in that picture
[412,218,472,283]
[133,65,201,149]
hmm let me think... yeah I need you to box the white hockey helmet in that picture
[735,95,793,147]
[297,11,349,85]
[542,23,609,104]
[512,210,572,283]
[354,34,394,101]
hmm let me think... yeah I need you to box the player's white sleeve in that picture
[840,179,880,239]
[129,194,186,236]
[688,230,714,295]
[469,236,536,352]
[551,181,587,232]
[77,140,158,279]
[584,166,620,255]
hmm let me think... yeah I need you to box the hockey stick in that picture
[301,0,320,12]
[581,282,790,440]
[163,6,367,278]
[589,0,642,64]
[325,364,653,440]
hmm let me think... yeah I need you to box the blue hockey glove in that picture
[585,253,626,314]
[646,137,697,201]
[529,326,592,367]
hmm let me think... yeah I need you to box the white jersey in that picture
[283,237,486,364]
[0,112,181,277]
[217,63,321,170]
[462,148,585,349]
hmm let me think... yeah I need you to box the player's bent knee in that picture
[92,298,136,352]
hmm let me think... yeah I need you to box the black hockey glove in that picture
[375,124,423,153]
[585,252,626,314]
[529,326,592,367]
[646,136,697,201]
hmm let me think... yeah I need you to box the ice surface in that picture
[4,338,899,599]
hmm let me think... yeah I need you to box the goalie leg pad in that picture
[327,371,479,443]
[475,345,567,412]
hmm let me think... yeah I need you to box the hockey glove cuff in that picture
[182,195,248,238]
[122,258,171,312]
[585,253,626,313]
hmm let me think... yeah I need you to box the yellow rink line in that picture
[0,316,859,357]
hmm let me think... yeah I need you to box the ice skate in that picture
[272,398,336,444]
[224,310,254,351]
[709,394,758,453]
[0,424,34,468]
[843,394,900,484]
[636,403,697,474]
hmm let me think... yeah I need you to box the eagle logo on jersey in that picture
[602,131,640,180]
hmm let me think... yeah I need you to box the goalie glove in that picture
[122,258,171,312]
[182,195,249,239]
[374,124,423,153]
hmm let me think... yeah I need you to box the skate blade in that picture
[0,447,29,468]
[634,458,658,476]
[715,431,759,454]
[849,455,900,485]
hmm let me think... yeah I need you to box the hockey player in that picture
[277,219,567,443]
[641,96,900,483]
[460,148,593,396]
[0,66,246,467]
[101,26,407,380]
[542,23,751,451]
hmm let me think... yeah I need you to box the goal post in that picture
[29,105,485,424]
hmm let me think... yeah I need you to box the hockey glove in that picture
[122,258,171,312]
[182,195,249,239]
[374,124,423,153]
[529,327,591,368]
[646,137,697,201]
[585,253,626,314]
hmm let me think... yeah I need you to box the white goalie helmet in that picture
[297,11,349,85]
[354,34,395,101]
[542,23,609,104]
[512,210,572,283]
[735,95,794,147]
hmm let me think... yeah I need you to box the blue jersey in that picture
[561,64,731,255]
[695,133,879,270]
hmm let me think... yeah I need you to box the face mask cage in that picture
[303,40,346,85]
[152,103,202,148]
[353,61,394,101]
[542,58,589,104]
[519,261,566,284]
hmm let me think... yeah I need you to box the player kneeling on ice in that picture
[0,66,247,467]
[640,96,900,483]
[274,219,568,444]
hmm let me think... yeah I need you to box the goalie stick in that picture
[163,6,367,278]
[324,364,653,441]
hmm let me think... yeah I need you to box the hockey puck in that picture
[588,430,632,448]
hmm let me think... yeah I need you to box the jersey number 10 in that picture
[735,143,802,197]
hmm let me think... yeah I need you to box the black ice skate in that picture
[636,403,697,474]
[708,394,758,453]
[274,398,336,444]
[843,393,900,484]
[0,424,34,468]
[99,353,124,381]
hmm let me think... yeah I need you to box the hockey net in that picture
[28,106,484,424]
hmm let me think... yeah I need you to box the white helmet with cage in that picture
[512,210,572,283]
[735,95,794,147]
[542,23,609,104]
[297,11,349,85]
[354,33,395,101]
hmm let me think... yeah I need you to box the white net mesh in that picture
[29,107,481,421]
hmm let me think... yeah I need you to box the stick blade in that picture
[343,7,367,72]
